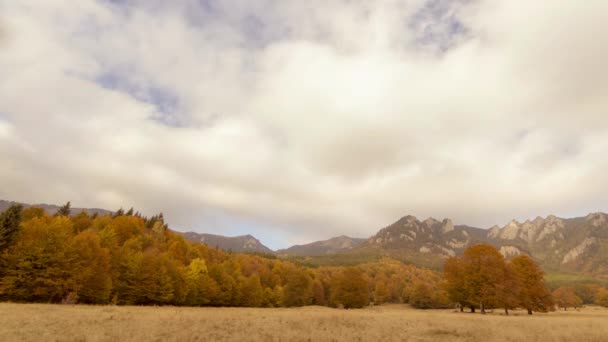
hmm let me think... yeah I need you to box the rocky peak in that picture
[586,213,607,227]
[423,217,439,226]
[441,218,454,233]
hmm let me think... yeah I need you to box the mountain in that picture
[4,198,608,276]
[0,199,113,217]
[485,213,608,275]
[277,235,366,256]
[349,212,608,276]
[181,232,273,254]
[350,215,487,268]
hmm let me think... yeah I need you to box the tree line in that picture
[0,204,443,308]
[1,203,607,312]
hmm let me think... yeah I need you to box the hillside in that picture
[0,200,113,217]
[347,213,608,277]
[2,199,608,277]
[277,235,366,256]
[181,232,273,254]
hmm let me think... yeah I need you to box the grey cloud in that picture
[1,1,608,248]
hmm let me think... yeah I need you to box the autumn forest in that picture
[1,203,607,313]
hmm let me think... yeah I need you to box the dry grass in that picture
[1,303,607,342]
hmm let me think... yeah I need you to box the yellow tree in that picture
[67,230,112,303]
[595,288,608,307]
[0,216,74,302]
[330,267,369,309]
[240,275,264,307]
[282,266,313,307]
[443,257,469,312]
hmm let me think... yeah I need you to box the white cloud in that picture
[1,0,608,248]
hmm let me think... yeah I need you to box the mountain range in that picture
[178,212,608,277]
[2,199,607,277]
[0,200,113,217]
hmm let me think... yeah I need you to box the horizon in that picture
[1,1,608,250]
[2,198,605,250]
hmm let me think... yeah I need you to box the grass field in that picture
[1,303,608,342]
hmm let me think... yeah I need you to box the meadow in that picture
[1,303,607,342]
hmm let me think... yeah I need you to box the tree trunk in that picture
[504,307,509,316]
[527,309,532,315]
[470,306,475,313]
[459,305,464,312]
[480,302,485,315]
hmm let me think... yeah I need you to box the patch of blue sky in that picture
[95,71,183,127]
[408,0,470,54]
[189,210,293,250]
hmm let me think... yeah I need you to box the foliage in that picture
[552,286,582,310]
[0,204,22,252]
[4,207,600,314]
[330,267,369,308]
[443,245,554,314]
[595,288,608,307]
[55,202,71,217]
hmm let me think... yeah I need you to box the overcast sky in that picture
[1,1,607,249]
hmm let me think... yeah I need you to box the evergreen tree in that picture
[113,208,125,218]
[0,204,22,252]
[55,201,71,217]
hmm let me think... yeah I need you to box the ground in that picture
[1,303,607,341]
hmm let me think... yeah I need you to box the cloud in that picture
[1,0,607,248]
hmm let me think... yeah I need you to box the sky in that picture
[1,1,607,249]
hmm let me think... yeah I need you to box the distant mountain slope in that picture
[349,212,608,276]
[0,199,113,217]
[277,235,366,256]
[485,213,608,275]
[181,232,274,254]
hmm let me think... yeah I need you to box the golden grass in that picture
[1,303,608,342]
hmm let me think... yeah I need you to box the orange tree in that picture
[510,255,553,314]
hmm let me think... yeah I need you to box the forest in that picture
[1,203,608,312]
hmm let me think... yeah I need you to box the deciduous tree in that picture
[553,286,582,311]
[330,267,369,309]
[510,255,553,314]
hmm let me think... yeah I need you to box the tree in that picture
[240,275,264,307]
[55,202,71,217]
[373,280,390,305]
[495,262,520,315]
[312,279,327,306]
[553,286,582,311]
[72,211,92,233]
[0,216,74,302]
[410,283,435,309]
[330,267,369,309]
[113,208,125,217]
[283,267,313,307]
[575,283,601,304]
[21,207,45,221]
[510,255,553,314]
[443,257,469,312]
[0,204,22,252]
[67,230,112,303]
[595,288,608,307]
[461,244,507,314]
